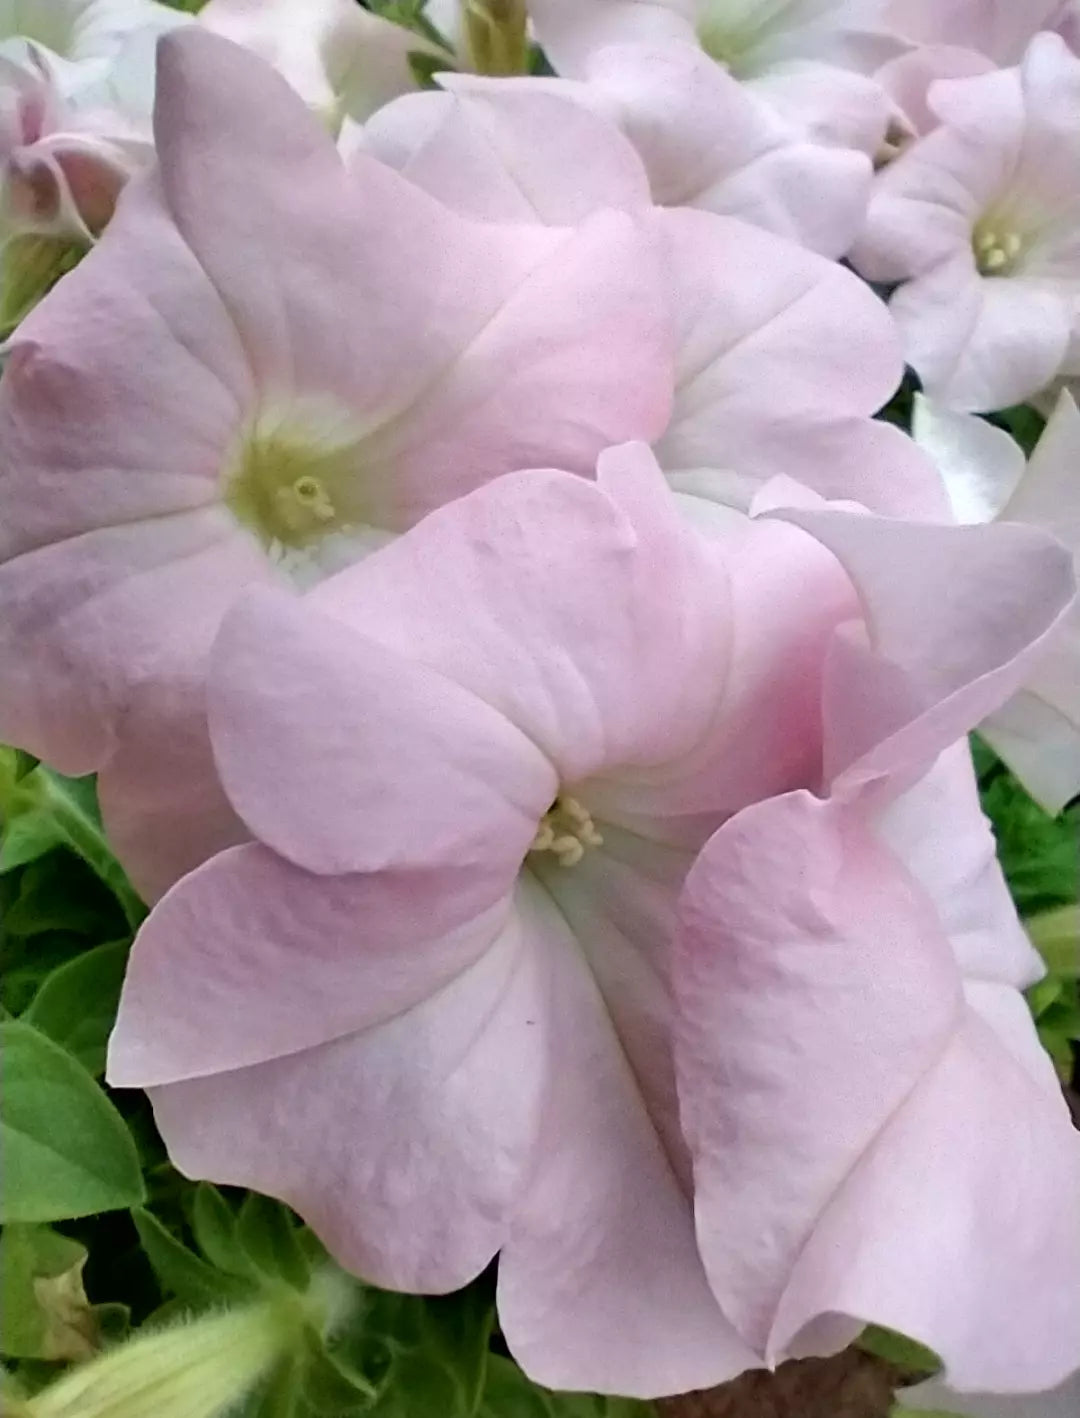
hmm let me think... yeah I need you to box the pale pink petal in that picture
[876,744,1044,987]
[875,45,996,141]
[674,790,961,1356]
[528,0,697,75]
[208,585,554,877]
[145,899,549,1293]
[95,679,246,903]
[980,397,1080,808]
[0,509,267,776]
[357,209,673,524]
[769,992,1080,1390]
[198,0,441,121]
[0,167,258,772]
[583,514,858,825]
[308,455,732,784]
[887,0,1072,66]
[746,62,889,152]
[358,79,651,225]
[893,263,1074,412]
[498,878,756,1398]
[652,209,939,512]
[0,174,251,563]
[151,29,555,411]
[911,394,1026,523]
[771,506,1077,792]
[982,691,1080,814]
[529,823,694,1171]
[582,42,873,257]
[108,844,513,1086]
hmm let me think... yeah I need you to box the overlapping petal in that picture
[674,787,1080,1387]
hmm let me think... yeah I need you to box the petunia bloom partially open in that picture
[108,446,1079,1398]
[853,33,1080,411]
[0,47,145,247]
[913,392,1080,811]
[0,28,670,897]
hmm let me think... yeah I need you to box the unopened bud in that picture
[19,1275,350,1418]
[462,0,529,76]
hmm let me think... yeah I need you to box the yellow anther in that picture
[974,222,1027,276]
[551,835,586,868]
[530,795,604,869]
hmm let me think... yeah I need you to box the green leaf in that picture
[978,754,1079,917]
[0,1021,145,1223]
[362,1283,494,1417]
[0,809,65,874]
[987,403,1046,456]
[0,233,84,335]
[241,1358,304,1418]
[299,1325,377,1414]
[132,1207,255,1311]
[1027,975,1065,1018]
[237,1193,311,1290]
[12,752,39,784]
[858,1325,941,1377]
[22,939,129,1076]
[3,855,118,939]
[1026,905,1079,978]
[0,1224,94,1360]
[32,770,145,929]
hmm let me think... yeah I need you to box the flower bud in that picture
[19,1278,348,1418]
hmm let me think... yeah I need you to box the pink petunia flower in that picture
[108,445,1077,1398]
[0,28,672,896]
[853,33,1080,411]
[0,48,146,246]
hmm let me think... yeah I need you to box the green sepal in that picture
[131,1207,256,1311]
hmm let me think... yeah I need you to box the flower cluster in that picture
[1,0,1079,1406]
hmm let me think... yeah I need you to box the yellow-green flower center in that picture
[530,796,604,869]
[973,223,1028,277]
[224,406,367,556]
